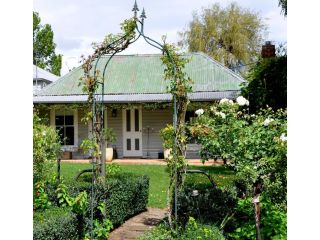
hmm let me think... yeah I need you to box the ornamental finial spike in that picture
[132,0,139,13]
[140,8,146,19]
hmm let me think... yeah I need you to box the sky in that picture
[33,0,287,75]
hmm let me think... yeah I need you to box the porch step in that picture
[72,151,90,160]
[186,150,201,159]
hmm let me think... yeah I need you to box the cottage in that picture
[33,53,245,160]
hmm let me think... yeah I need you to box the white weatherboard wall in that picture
[106,108,123,158]
[141,108,172,158]
[45,106,200,159]
[74,109,89,159]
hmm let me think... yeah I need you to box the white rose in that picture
[219,98,234,105]
[236,96,248,106]
[263,118,274,126]
[280,133,287,141]
[245,100,249,106]
[219,98,229,104]
[215,112,226,119]
[195,109,204,116]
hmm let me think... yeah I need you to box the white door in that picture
[122,107,142,157]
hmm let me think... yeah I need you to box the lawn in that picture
[59,162,235,209]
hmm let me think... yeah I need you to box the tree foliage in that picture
[278,0,287,16]
[33,112,61,182]
[242,49,287,113]
[178,2,266,71]
[33,11,62,76]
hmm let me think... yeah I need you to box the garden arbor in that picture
[79,0,192,228]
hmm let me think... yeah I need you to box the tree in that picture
[278,0,287,16]
[178,3,266,71]
[33,11,62,76]
[241,47,287,113]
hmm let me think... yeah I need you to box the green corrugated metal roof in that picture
[38,52,245,96]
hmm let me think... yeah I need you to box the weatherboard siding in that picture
[106,108,124,158]
[141,108,172,158]
[52,106,200,159]
[75,109,89,159]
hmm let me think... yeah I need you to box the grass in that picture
[185,165,236,187]
[59,163,235,209]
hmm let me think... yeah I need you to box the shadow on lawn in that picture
[187,165,235,175]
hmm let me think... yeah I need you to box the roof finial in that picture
[140,8,146,19]
[132,0,139,18]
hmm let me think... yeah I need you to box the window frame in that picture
[50,109,78,149]
[55,115,75,145]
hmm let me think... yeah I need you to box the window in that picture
[185,111,196,124]
[55,115,74,145]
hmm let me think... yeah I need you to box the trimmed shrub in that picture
[176,181,237,225]
[69,173,149,227]
[33,207,80,240]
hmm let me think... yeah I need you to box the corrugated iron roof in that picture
[36,53,245,97]
[33,65,59,82]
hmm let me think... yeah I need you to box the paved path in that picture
[108,208,167,240]
[62,159,225,166]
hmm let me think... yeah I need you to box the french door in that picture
[122,107,142,157]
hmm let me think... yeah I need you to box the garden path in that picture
[108,208,167,240]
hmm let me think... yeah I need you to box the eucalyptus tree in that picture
[178,3,266,71]
[33,11,62,76]
[278,0,287,16]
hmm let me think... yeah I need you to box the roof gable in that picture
[37,53,245,96]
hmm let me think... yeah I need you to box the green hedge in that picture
[69,173,149,227]
[33,207,80,240]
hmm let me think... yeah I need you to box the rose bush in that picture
[189,98,287,207]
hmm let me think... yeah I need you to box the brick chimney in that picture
[261,41,275,58]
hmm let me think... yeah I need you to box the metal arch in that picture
[79,2,181,233]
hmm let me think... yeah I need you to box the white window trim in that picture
[50,109,78,151]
